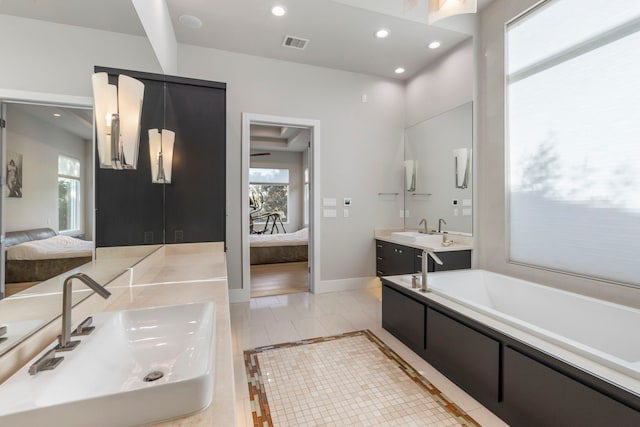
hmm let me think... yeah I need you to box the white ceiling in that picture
[0,0,492,80]
[250,124,309,153]
[9,104,93,140]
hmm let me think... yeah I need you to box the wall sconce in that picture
[148,129,175,184]
[91,72,144,169]
[454,148,471,189]
[404,160,417,192]
[428,0,477,25]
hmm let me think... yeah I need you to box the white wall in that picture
[5,105,89,234]
[0,15,162,97]
[403,37,475,237]
[178,44,406,288]
[0,15,406,290]
[477,0,640,308]
[405,38,474,128]
[250,151,304,232]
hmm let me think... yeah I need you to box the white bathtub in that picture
[420,270,640,381]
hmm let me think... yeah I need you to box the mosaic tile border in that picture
[244,330,480,427]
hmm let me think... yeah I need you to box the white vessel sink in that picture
[0,302,216,427]
[391,231,445,247]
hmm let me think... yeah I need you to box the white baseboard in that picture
[314,276,380,294]
[228,288,250,303]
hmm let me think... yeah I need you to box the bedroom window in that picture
[249,168,289,222]
[58,155,81,232]
[506,0,640,286]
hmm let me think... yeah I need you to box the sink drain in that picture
[143,371,164,382]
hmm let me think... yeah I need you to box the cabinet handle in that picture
[398,249,403,254]
[417,254,422,259]
[376,270,384,275]
[376,257,383,261]
[376,244,383,248]
[393,248,397,253]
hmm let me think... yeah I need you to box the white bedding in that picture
[7,235,93,260]
[250,228,308,247]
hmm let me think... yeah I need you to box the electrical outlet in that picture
[174,230,184,242]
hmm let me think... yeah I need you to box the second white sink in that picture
[0,301,216,427]
[391,231,445,247]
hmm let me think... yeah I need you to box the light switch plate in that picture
[323,198,337,207]
[323,209,337,217]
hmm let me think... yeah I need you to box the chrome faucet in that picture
[438,218,447,233]
[56,273,111,352]
[418,218,429,234]
[420,249,444,293]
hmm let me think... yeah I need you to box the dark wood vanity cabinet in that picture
[375,241,416,276]
[376,240,470,277]
[415,249,472,273]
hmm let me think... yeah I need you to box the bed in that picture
[4,228,93,283]
[250,227,308,265]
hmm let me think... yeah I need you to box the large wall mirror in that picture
[404,102,473,235]
[0,99,161,357]
[0,68,226,358]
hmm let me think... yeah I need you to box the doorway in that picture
[241,113,320,299]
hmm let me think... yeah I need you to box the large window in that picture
[249,168,289,222]
[58,155,81,232]
[507,0,640,286]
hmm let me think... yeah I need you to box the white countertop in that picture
[374,229,473,253]
[0,243,237,427]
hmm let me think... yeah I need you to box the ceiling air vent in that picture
[282,35,309,50]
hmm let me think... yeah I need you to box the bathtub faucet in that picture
[420,250,443,293]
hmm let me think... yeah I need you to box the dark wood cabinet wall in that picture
[95,67,226,247]
[381,280,640,425]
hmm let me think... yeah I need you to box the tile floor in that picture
[231,286,509,426]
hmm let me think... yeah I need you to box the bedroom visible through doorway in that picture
[248,123,312,298]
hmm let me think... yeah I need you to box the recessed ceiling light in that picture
[179,14,203,29]
[395,67,405,74]
[375,29,389,39]
[53,113,62,117]
[428,41,441,49]
[271,5,287,17]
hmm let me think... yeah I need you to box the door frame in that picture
[241,113,320,298]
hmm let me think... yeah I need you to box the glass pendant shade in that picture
[92,72,144,169]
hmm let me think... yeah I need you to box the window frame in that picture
[249,167,291,225]
[58,154,82,234]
